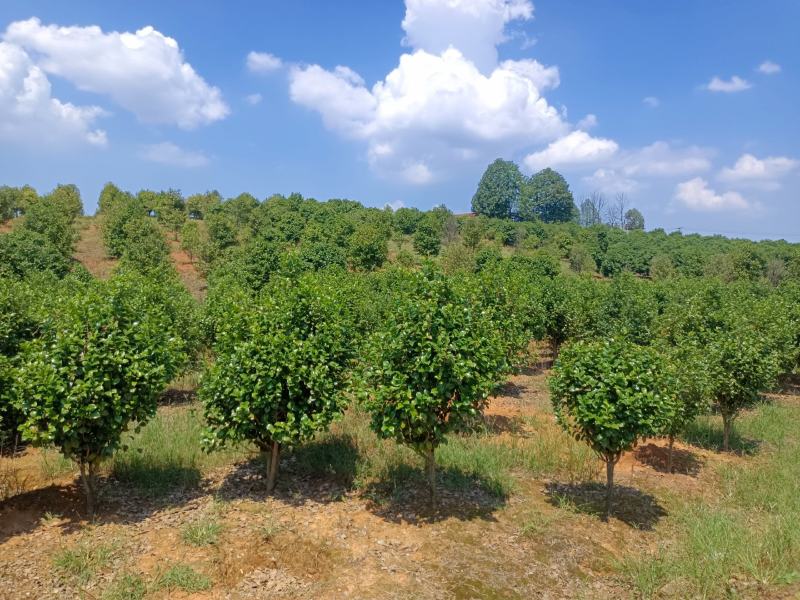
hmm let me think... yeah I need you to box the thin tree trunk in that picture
[266,441,280,494]
[425,446,437,509]
[722,414,732,452]
[667,434,675,474]
[605,459,615,522]
[79,460,96,520]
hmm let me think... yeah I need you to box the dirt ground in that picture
[0,368,759,600]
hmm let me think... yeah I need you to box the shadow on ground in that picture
[362,463,506,525]
[682,420,761,456]
[544,481,667,530]
[635,443,703,476]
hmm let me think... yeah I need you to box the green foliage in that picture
[623,208,645,231]
[201,273,353,472]
[393,207,424,234]
[460,218,484,249]
[47,184,84,219]
[103,196,146,258]
[550,337,675,461]
[119,217,171,275]
[413,218,442,256]
[180,220,203,262]
[471,158,522,218]
[0,230,72,280]
[348,223,388,271]
[16,274,188,510]
[362,266,511,458]
[520,168,577,223]
[21,194,78,257]
[300,240,347,271]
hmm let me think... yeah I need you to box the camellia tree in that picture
[549,338,676,520]
[16,275,187,516]
[200,273,353,493]
[362,266,511,506]
[704,312,782,451]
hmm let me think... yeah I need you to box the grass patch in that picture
[152,563,212,593]
[39,447,74,481]
[621,403,800,597]
[52,540,115,584]
[181,517,222,546]
[102,573,147,600]
[110,405,248,497]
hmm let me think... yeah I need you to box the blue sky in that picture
[0,1,797,240]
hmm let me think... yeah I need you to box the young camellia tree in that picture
[16,275,186,517]
[549,338,676,520]
[362,266,511,507]
[704,316,781,452]
[200,273,353,493]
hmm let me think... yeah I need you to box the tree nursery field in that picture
[1,180,800,599]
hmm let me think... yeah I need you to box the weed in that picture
[181,517,222,546]
[52,541,114,584]
[152,563,212,593]
[102,573,147,600]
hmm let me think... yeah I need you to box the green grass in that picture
[620,402,800,598]
[181,517,223,546]
[152,563,212,593]
[102,573,147,600]
[52,540,115,584]
[289,405,599,501]
[110,405,249,497]
[38,447,74,481]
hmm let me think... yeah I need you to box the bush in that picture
[16,275,187,515]
[0,230,72,280]
[550,338,676,519]
[348,224,388,271]
[201,273,353,492]
[362,266,512,505]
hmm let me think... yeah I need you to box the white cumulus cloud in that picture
[4,17,228,129]
[401,0,534,73]
[757,60,781,75]
[674,177,749,211]
[140,142,209,168]
[289,0,566,184]
[706,75,751,93]
[582,168,639,194]
[620,141,713,177]
[247,51,282,73]
[523,130,618,171]
[0,41,107,148]
[718,153,798,189]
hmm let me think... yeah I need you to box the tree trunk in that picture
[425,446,437,509]
[667,434,675,474]
[722,413,732,452]
[79,460,97,520]
[605,459,615,522]
[266,441,281,494]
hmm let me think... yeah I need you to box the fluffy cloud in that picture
[705,75,751,93]
[576,113,597,129]
[0,41,107,147]
[757,60,781,75]
[523,130,618,171]
[289,0,567,183]
[718,153,798,189]
[140,142,209,168]
[247,51,282,73]
[290,46,565,183]
[674,177,749,211]
[4,18,228,129]
[401,0,534,73]
[245,93,263,106]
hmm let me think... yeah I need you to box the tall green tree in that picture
[624,208,645,231]
[520,168,578,223]
[471,159,522,218]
